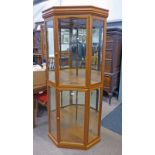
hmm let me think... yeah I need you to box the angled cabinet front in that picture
[43,6,108,150]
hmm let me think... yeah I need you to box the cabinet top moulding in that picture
[107,28,122,35]
[42,6,109,19]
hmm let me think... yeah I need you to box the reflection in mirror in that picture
[58,18,87,85]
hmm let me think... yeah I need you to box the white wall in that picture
[33,0,122,24]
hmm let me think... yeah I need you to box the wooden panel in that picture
[105,51,112,59]
[104,28,122,102]
[106,41,113,49]
[42,6,109,19]
[104,60,112,72]
[33,70,46,87]
[106,35,113,42]
[86,16,91,87]
[104,76,111,87]
[111,73,120,91]
[53,16,60,86]
[104,73,120,94]
[113,39,122,73]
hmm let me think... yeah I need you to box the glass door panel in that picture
[91,19,104,84]
[88,89,100,142]
[60,90,85,144]
[58,18,87,86]
[49,87,57,140]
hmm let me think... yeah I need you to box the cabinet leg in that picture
[109,93,112,105]
[114,90,119,99]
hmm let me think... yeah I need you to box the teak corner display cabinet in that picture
[42,6,109,150]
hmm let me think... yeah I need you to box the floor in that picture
[33,96,122,155]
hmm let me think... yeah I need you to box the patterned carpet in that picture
[102,104,122,135]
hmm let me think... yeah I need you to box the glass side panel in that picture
[46,19,55,82]
[88,89,100,142]
[58,18,86,86]
[60,90,85,144]
[91,19,104,84]
[49,87,57,139]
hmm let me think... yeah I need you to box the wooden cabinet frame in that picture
[33,22,46,64]
[42,6,108,150]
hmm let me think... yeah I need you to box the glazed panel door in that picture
[55,16,89,145]
[57,16,87,86]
